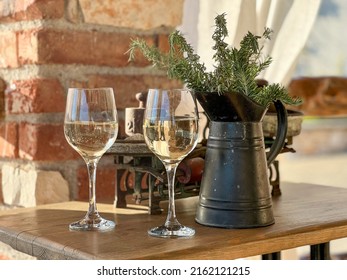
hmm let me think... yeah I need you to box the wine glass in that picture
[143,89,199,237]
[64,88,118,231]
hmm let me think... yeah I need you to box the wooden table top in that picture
[1,182,347,260]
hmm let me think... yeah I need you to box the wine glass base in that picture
[69,217,116,231]
[148,224,195,238]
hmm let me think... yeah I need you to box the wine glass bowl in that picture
[143,89,199,237]
[64,88,118,231]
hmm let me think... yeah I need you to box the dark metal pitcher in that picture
[194,91,287,228]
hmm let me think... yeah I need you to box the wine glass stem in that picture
[164,162,180,227]
[86,158,100,217]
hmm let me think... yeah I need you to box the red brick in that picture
[6,78,66,114]
[77,163,116,203]
[0,122,18,158]
[17,29,39,65]
[157,34,170,54]
[79,0,183,30]
[0,0,65,23]
[0,31,18,68]
[19,28,154,67]
[19,122,79,161]
[17,28,164,67]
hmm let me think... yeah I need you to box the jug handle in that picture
[267,100,288,166]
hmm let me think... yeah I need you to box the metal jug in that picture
[194,91,287,228]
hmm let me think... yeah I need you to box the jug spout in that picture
[194,91,267,122]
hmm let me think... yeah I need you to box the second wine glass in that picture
[143,89,199,237]
[64,88,118,231]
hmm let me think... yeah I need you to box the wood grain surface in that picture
[1,182,347,260]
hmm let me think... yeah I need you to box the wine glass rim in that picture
[148,88,190,91]
[68,87,114,91]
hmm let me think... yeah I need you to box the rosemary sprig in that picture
[127,13,301,107]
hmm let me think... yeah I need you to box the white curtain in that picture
[195,0,322,86]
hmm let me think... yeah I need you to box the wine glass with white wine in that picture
[143,89,199,237]
[64,88,118,231]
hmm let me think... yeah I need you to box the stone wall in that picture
[0,0,183,206]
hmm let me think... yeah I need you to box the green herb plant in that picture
[127,13,301,107]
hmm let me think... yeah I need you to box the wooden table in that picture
[1,182,347,260]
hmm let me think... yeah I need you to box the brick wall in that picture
[0,0,183,205]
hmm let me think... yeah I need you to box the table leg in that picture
[262,252,281,260]
[310,242,331,260]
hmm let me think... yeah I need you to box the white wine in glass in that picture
[64,88,118,231]
[143,89,199,237]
